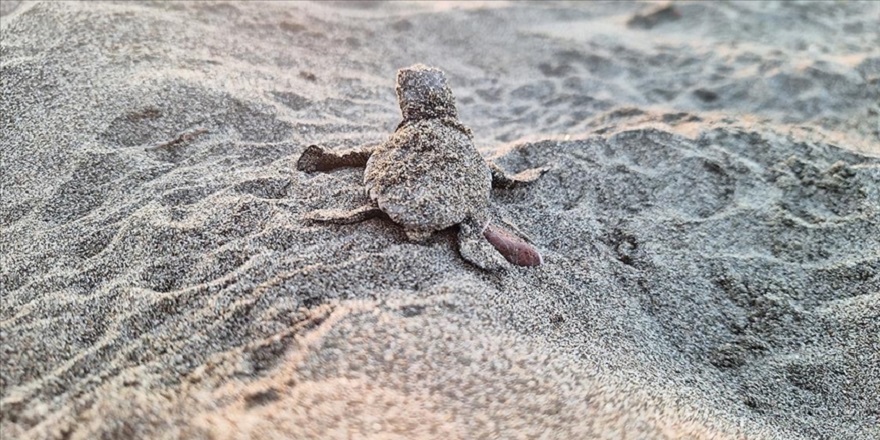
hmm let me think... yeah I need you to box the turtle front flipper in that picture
[457,221,509,271]
[305,204,383,224]
[297,144,374,172]
[489,162,551,189]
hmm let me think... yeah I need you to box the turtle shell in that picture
[364,118,491,233]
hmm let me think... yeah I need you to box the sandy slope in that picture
[2,1,878,439]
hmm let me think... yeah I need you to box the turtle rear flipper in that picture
[458,222,509,271]
[297,144,374,172]
[483,223,543,267]
[305,204,383,224]
[489,162,551,189]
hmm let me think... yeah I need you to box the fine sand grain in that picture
[2,2,879,439]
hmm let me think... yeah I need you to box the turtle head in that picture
[396,64,458,121]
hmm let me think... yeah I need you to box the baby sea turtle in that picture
[297,64,547,269]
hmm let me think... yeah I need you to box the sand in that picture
[1,1,878,439]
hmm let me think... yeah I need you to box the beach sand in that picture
[1,1,878,438]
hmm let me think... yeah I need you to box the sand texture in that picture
[2,1,879,439]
